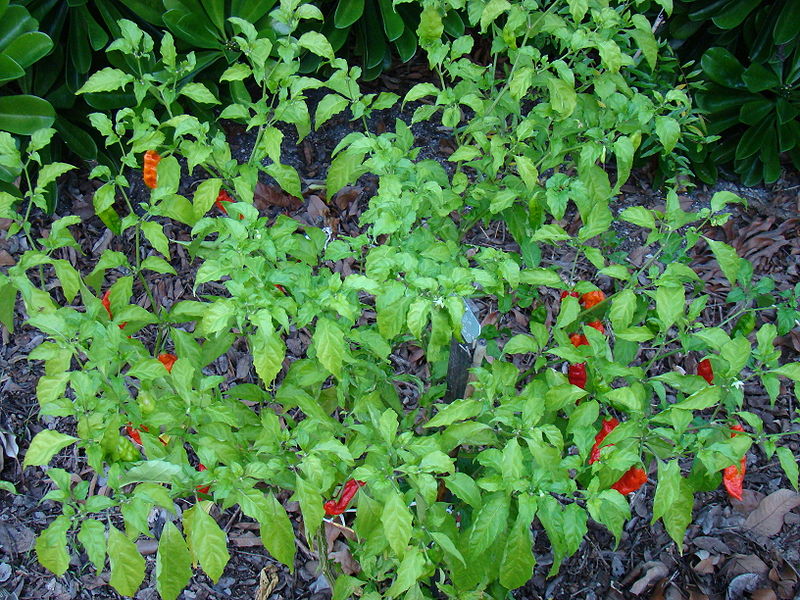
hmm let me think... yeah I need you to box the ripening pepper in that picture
[125,423,148,446]
[722,424,746,501]
[560,290,579,300]
[570,333,589,347]
[568,363,587,389]
[196,463,211,495]
[612,466,648,495]
[589,418,647,494]
[698,359,714,385]
[158,353,177,373]
[588,321,605,334]
[214,189,234,214]
[324,479,366,516]
[101,290,128,330]
[581,290,606,310]
[143,150,161,189]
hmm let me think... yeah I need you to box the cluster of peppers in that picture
[590,418,648,495]
[562,289,606,390]
[695,359,747,500]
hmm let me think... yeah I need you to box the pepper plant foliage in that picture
[3,0,800,599]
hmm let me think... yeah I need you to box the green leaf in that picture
[619,206,655,230]
[313,317,345,379]
[52,260,80,303]
[315,94,349,129]
[382,489,412,557]
[652,460,680,523]
[108,526,145,596]
[327,147,367,198]
[141,256,177,275]
[656,285,684,330]
[293,476,325,540]
[704,237,743,286]
[609,289,636,330]
[179,82,219,104]
[250,323,285,386]
[0,95,55,135]
[3,31,52,68]
[777,446,799,491]
[298,31,334,59]
[23,430,77,468]
[661,479,693,546]
[76,67,134,94]
[418,5,444,43]
[504,334,539,354]
[546,77,576,117]
[334,0,364,28]
[264,163,301,198]
[499,514,535,589]
[586,490,629,546]
[259,493,296,569]
[141,221,170,258]
[192,178,221,222]
[469,492,509,554]
[78,519,106,573]
[36,515,70,576]
[701,47,744,89]
[184,502,230,583]
[156,522,192,600]
[654,116,680,153]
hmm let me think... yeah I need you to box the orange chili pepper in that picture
[722,424,746,501]
[588,321,605,334]
[143,150,161,189]
[570,333,589,347]
[157,353,177,373]
[214,189,234,214]
[581,290,606,309]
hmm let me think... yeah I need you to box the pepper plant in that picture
[3,1,800,599]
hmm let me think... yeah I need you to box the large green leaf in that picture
[711,0,761,29]
[334,0,365,29]
[701,47,745,89]
[0,6,36,53]
[156,522,192,600]
[108,526,145,596]
[0,54,23,83]
[3,31,52,69]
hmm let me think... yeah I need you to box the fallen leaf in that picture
[255,564,280,600]
[724,554,768,578]
[630,561,669,596]
[0,250,14,266]
[726,573,762,600]
[751,589,778,600]
[254,182,302,211]
[743,490,800,536]
[329,540,360,575]
[333,186,361,212]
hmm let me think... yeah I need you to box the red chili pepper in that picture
[589,418,620,464]
[101,290,128,330]
[612,467,647,495]
[560,290,579,300]
[214,190,233,214]
[581,290,606,310]
[588,321,605,334]
[125,423,149,446]
[143,150,161,189]
[723,424,746,501]
[698,359,714,385]
[324,479,366,516]
[274,284,287,295]
[196,463,210,495]
[157,353,177,373]
[570,333,589,347]
[568,363,587,389]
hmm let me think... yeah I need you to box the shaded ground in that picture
[1,59,800,600]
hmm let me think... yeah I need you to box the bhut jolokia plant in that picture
[3,1,800,600]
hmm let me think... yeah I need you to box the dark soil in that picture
[1,56,799,600]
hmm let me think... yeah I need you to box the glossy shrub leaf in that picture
[334,0,365,28]
[3,31,52,68]
[0,95,55,135]
[701,47,745,89]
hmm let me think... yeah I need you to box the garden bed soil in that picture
[1,58,799,600]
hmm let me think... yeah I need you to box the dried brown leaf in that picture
[724,554,768,579]
[329,540,360,575]
[630,561,669,596]
[255,564,280,600]
[743,490,800,537]
[751,589,778,600]
[254,182,302,211]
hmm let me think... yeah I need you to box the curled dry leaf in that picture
[254,181,302,211]
[751,589,778,600]
[629,561,669,596]
[726,573,762,600]
[743,490,800,537]
[723,554,769,579]
[328,540,360,575]
[254,564,280,600]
